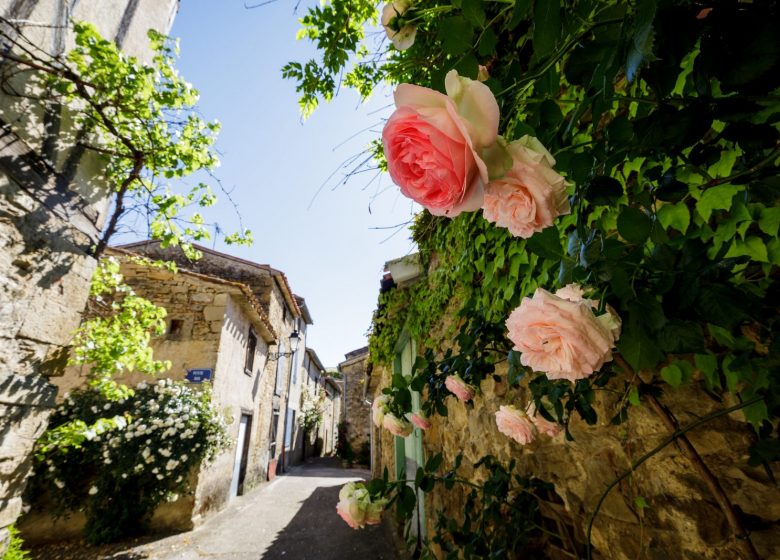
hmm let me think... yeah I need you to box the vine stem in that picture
[586,355,763,560]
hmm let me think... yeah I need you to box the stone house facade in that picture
[21,248,281,539]
[367,259,780,559]
[338,347,371,464]
[0,1,177,552]
[300,347,341,459]
[118,241,309,478]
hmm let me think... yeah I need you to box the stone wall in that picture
[369,348,780,559]
[0,2,177,552]
[338,348,371,463]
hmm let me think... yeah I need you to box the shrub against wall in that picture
[28,380,230,544]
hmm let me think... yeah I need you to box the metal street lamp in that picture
[268,330,300,361]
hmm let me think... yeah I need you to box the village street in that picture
[106,458,400,560]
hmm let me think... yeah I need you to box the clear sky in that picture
[162,1,418,367]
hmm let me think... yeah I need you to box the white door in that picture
[229,415,249,498]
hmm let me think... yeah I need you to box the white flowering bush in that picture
[29,380,230,544]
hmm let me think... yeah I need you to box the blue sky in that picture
[163,1,418,367]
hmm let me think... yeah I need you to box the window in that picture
[167,319,183,339]
[284,409,295,449]
[269,411,280,459]
[274,348,286,395]
[245,329,257,375]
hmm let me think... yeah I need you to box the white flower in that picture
[152,468,159,474]
[156,474,164,480]
[54,479,65,489]
[88,486,98,495]
[103,404,111,410]
[159,448,171,457]
[165,459,179,471]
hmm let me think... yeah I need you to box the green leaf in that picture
[634,496,649,509]
[533,0,561,59]
[461,0,486,27]
[658,321,705,353]
[618,320,663,371]
[656,202,690,233]
[743,400,769,429]
[628,387,641,407]
[439,16,474,56]
[695,353,721,390]
[758,206,780,236]
[708,324,736,348]
[617,207,652,244]
[724,237,770,263]
[527,226,563,260]
[478,28,498,56]
[696,185,744,221]
[660,363,683,387]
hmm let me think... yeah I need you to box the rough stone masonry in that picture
[0,1,178,552]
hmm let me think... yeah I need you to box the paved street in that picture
[130,458,399,560]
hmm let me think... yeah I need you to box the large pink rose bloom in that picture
[482,136,570,238]
[495,405,537,444]
[382,70,499,217]
[506,287,620,382]
[444,374,475,402]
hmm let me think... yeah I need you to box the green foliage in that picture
[2,525,31,560]
[2,19,251,256]
[299,0,780,555]
[40,256,173,452]
[29,380,230,544]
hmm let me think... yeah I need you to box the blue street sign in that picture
[186,368,212,383]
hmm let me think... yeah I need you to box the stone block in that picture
[190,292,214,303]
[213,293,228,305]
[202,306,225,322]
[0,499,22,528]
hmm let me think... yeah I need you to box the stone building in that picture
[300,347,341,459]
[0,1,178,551]
[22,248,283,539]
[117,241,310,477]
[338,347,372,464]
[366,256,780,559]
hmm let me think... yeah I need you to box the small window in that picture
[269,411,280,459]
[167,319,184,339]
[245,329,257,375]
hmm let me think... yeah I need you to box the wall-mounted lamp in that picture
[268,330,300,361]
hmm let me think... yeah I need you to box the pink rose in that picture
[381,1,417,50]
[383,412,413,437]
[445,374,475,402]
[382,70,499,217]
[482,136,570,238]
[410,412,431,430]
[527,403,561,438]
[336,482,369,529]
[495,405,537,444]
[505,287,620,382]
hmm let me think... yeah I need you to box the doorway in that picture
[230,413,252,497]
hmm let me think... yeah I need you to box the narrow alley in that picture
[115,458,399,560]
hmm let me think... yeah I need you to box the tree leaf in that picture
[439,16,474,56]
[617,207,652,244]
[533,0,561,59]
[696,185,744,221]
[657,202,690,233]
